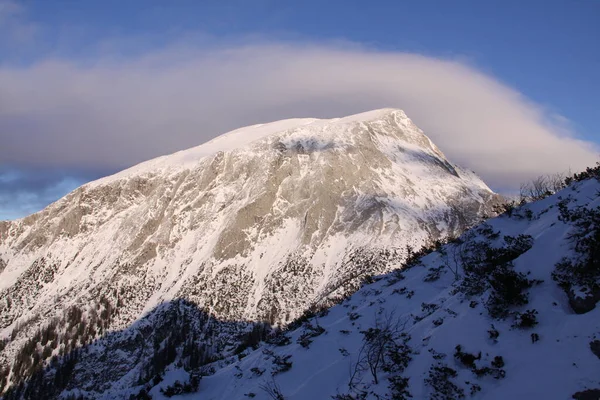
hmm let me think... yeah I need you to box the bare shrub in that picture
[520,173,567,203]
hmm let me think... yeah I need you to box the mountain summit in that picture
[0,109,498,332]
[0,109,505,396]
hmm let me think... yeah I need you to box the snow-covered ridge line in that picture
[86,108,415,187]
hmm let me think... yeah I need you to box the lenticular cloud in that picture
[0,42,596,190]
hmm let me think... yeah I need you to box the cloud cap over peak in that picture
[1,42,596,190]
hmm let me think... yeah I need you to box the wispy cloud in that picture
[0,42,597,194]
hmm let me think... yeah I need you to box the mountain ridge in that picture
[0,108,499,322]
[0,109,503,397]
[84,108,430,188]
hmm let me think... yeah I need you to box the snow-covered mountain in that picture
[3,162,598,400]
[0,109,502,397]
[126,172,598,400]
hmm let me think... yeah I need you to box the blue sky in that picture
[1,0,599,220]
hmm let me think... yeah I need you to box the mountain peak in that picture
[335,107,407,122]
[0,108,504,397]
[90,108,418,187]
[0,107,498,317]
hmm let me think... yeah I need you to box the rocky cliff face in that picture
[0,109,501,396]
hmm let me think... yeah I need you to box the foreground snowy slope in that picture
[143,176,600,400]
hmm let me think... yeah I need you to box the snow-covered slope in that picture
[143,176,598,400]
[0,109,501,397]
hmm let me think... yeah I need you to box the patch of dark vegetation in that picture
[1,348,80,400]
[413,302,440,324]
[572,388,600,400]
[297,322,326,348]
[453,345,506,381]
[262,349,293,376]
[421,302,439,314]
[472,362,506,380]
[486,268,541,319]
[136,304,219,387]
[160,373,201,397]
[477,224,501,241]
[263,328,292,347]
[129,388,152,400]
[392,287,415,299]
[590,340,600,360]
[450,233,540,319]
[554,202,600,314]
[454,345,481,369]
[385,270,406,286]
[488,324,500,341]
[348,312,361,321]
[425,363,465,400]
[1,299,261,399]
[235,322,271,354]
[0,257,61,331]
[564,162,600,186]
[346,315,413,399]
[428,348,447,360]
[512,309,539,329]
[286,303,331,331]
[260,379,286,400]
[1,293,120,396]
[332,392,368,400]
[0,337,8,353]
[424,266,446,282]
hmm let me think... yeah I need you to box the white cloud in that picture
[0,42,597,190]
